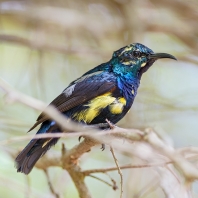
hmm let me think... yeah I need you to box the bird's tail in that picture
[15,121,60,174]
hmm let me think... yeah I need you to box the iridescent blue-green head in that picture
[111,43,176,79]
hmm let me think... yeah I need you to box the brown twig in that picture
[44,169,60,198]
[82,162,171,175]
[61,139,97,198]
[88,175,117,190]
[104,172,118,191]
[110,147,123,198]
[67,168,91,198]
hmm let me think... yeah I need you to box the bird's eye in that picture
[133,51,141,58]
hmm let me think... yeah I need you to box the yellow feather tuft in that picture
[118,97,126,105]
[73,92,116,123]
[109,97,126,114]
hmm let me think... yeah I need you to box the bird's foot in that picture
[101,143,105,151]
[105,119,115,129]
[78,136,84,142]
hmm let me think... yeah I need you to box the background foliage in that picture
[0,0,198,197]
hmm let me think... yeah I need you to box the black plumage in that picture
[15,43,176,174]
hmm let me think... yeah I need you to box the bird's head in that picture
[111,43,176,78]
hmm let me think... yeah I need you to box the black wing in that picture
[29,72,116,131]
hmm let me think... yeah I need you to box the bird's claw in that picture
[78,136,83,142]
[101,144,105,151]
[105,119,115,129]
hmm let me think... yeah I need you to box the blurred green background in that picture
[0,0,198,197]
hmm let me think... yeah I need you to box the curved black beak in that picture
[149,53,177,61]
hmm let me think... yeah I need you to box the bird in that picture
[15,43,176,174]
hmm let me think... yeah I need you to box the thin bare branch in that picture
[44,169,60,198]
[82,162,171,175]
[88,175,117,190]
[110,147,123,198]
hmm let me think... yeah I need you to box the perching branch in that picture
[1,79,198,198]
